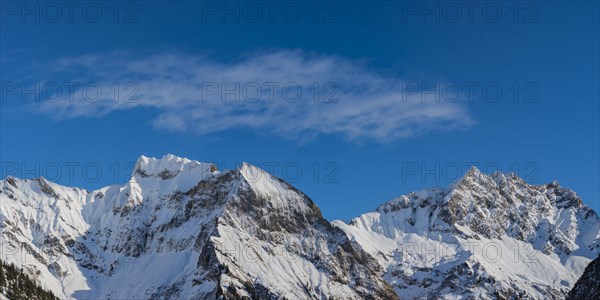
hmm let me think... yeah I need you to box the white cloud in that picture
[33,50,473,142]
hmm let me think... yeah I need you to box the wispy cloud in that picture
[30,50,473,142]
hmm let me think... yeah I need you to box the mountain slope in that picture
[567,255,600,299]
[2,155,598,299]
[0,154,397,299]
[333,167,600,299]
[0,259,59,300]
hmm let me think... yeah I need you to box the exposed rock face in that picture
[0,155,396,299]
[1,155,598,300]
[567,255,600,300]
[334,166,600,299]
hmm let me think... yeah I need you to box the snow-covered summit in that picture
[1,157,599,299]
[0,155,397,299]
[133,154,216,179]
[335,167,600,299]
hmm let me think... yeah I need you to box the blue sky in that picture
[1,1,599,220]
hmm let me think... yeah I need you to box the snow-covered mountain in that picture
[567,255,600,299]
[333,166,600,299]
[0,155,598,299]
[0,154,396,299]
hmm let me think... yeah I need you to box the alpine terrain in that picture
[334,167,600,299]
[0,154,598,299]
[567,255,600,299]
[0,155,396,299]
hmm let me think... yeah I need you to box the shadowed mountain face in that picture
[567,256,600,300]
[334,167,600,299]
[1,155,599,299]
[0,155,397,299]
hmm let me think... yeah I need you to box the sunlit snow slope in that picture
[1,155,598,299]
[333,167,600,299]
[0,154,396,299]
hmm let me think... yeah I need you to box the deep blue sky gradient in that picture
[1,1,598,220]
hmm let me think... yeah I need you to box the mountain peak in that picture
[338,166,599,299]
[459,165,483,181]
[132,154,216,180]
[1,154,597,300]
[453,165,533,191]
[238,162,273,184]
[447,165,490,192]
